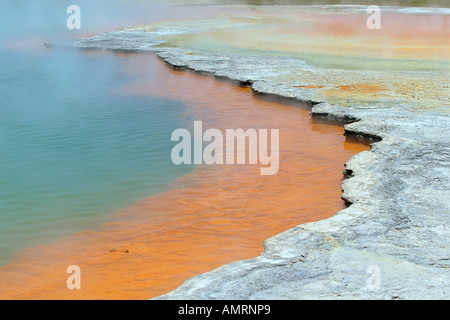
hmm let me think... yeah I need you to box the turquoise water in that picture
[0,1,197,265]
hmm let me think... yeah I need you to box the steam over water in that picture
[0,0,211,265]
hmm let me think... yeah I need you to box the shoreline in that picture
[0,52,367,299]
[154,52,450,299]
[12,5,450,299]
[153,49,449,300]
[64,45,448,299]
[75,16,449,299]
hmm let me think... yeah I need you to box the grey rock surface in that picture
[66,28,450,300]
[156,102,450,300]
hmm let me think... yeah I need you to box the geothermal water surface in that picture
[0,52,369,299]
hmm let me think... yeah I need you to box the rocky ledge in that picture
[67,30,449,299]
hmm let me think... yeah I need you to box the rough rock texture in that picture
[156,104,450,300]
[65,28,450,299]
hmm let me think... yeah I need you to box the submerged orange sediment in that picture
[0,53,369,300]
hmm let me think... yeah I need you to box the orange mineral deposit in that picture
[0,53,369,300]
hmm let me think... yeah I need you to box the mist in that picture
[0,0,223,45]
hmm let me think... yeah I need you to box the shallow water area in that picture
[0,52,369,299]
[151,5,449,110]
